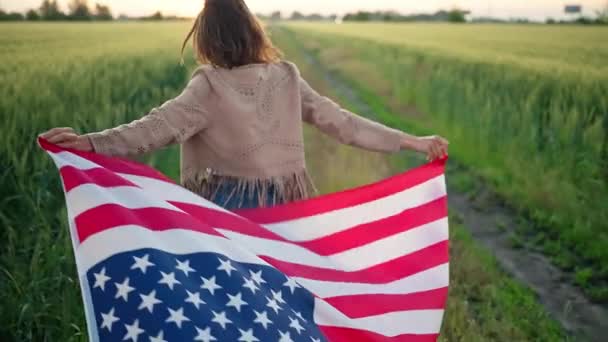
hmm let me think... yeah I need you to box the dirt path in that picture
[297,43,608,340]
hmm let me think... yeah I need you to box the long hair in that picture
[181,0,283,69]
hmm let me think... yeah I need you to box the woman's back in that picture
[84,60,407,208]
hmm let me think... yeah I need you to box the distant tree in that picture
[94,3,112,20]
[596,4,608,23]
[306,13,324,21]
[546,17,556,24]
[255,13,268,20]
[270,11,281,21]
[0,10,25,21]
[26,9,40,20]
[344,11,372,21]
[290,11,303,20]
[39,0,65,20]
[68,0,91,20]
[447,9,466,23]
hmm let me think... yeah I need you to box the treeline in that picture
[343,10,469,23]
[0,0,184,21]
[259,9,469,23]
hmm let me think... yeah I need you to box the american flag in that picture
[39,137,449,342]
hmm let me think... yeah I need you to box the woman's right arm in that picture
[41,71,211,157]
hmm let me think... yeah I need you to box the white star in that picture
[93,267,111,291]
[253,310,272,329]
[194,326,217,342]
[211,310,232,329]
[238,328,260,342]
[283,277,300,294]
[175,259,195,276]
[266,296,282,314]
[249,270,266,285]
[278,330,294,342]
[114,277,135,302]
[217,258,236,276]
[138,289,162,313]
[310,338,321,342]
[149,330,168,342]
[289,316,305,334]
[166,307,190,329]
[226,292,248,312]
[201,276,221,295]
[291,309,306,322]
[158,271,181,290]
[123,319,144,342]
[242,277,259,294]
[131,254,154,274]
[185,290,205,310]
[100,307,119,332]
[272,289,286,304]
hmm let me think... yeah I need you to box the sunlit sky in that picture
[2,0,606,20]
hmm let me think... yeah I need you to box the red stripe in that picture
[60,166,138,192]
[325,287,448,318]
[39,137,174,184]
[236,158,446,224]
[75,204,222,242]
[169,202,284,241]
[319,326,438,342]
[172,200,446,257]
[260,240,448,283]
[300,197,447,256]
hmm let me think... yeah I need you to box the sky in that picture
[1,0,606,20]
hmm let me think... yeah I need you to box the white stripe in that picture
[66,184,185,218]
[216,217,448,271]
[49,151,102,170]
[119,173,230,213]
[75,226,268,273]
[296,263,449,298]
[314,298,444,335]
[264,175,447,242]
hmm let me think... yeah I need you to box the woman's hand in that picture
[402,135,449,161]
[39,127,93,152]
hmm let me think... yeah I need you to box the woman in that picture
[40,0,448,210]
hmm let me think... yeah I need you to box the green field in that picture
[1,21,602,340]
[282,22,608,301]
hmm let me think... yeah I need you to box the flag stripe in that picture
[218,219,448,271]
[75,226,268,272]
[314,298,443,335]
[75,204,223,242]
[260,240,449,283]
[325,287,449,318]
[237,159,446,224]
[260,176,446,242]
[298,197,447,255]
[66,184,183,218]
[319,327,438,342]
[60,166,138,192]
[173,198,447,257]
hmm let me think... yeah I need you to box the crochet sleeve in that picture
[299,75,406,153]
[84,71,210,158]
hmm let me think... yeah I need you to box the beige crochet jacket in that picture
[85,61,407,207]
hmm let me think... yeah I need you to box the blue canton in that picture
[87,249,327,342]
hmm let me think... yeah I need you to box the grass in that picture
[272,26,567,341]
[0,22,193,341]
[280,22,608,302]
